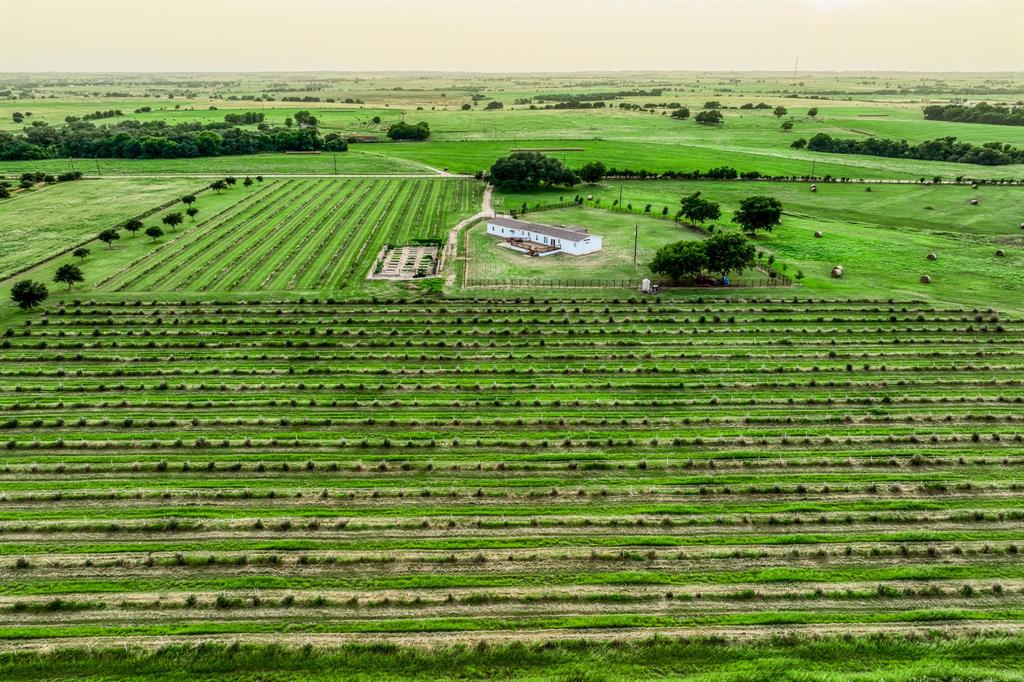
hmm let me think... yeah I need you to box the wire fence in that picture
[465,275,790,289]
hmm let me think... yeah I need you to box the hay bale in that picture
[970,198,979,205]
[926,253,937,261]
[814,230,823,238]
[831,265,843,278]
[809,184,817,193]
[971,183,979,189]
[1019,222,1024,230]
[920,275,931,284]
[995,249,1006,257]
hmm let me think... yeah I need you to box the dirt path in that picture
[444,184,493,287]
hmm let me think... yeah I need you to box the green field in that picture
[0,178,204,281]
[466,208,705,285]
[492,181,1024,310]
[1,70,1023,677]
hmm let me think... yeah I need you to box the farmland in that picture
[1,68,1024,678]
[0,297,1023,659]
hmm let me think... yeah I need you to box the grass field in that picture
[0,297,1022,656]
[466,208,704,284]
[2,70,1023,677]
[491,181,1024,310]
[0,178,204,281]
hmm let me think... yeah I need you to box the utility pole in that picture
[633,224,638,267]
[94,158,101,176]
[68,157,75,174]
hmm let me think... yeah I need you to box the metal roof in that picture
[488,217,595,243]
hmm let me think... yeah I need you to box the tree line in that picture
[0,118,349,161]
[797,133,1024,166]
[922,103,1024,127]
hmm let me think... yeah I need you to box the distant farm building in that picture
[486,216,602,256]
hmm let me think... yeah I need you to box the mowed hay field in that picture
[0,298,1023,655]
[0,178,204,281]
[94,178,482,294]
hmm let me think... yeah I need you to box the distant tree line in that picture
[799,133,1024,166]
[922,103,1024,127]
[64,110,123,123]
[0,117,347,160]
[534,89,665,102]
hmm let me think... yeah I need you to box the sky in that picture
[2,0,1022,73]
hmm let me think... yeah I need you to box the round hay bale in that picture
[814,230,823,238]
[920,275,931,284]
[995,249,1006,257]
[970,198,979,205]
[926,252,937,261]
[971,183,979,189]
[809,184,817,192]
[586,194,593,200]
[1019,222,1024,230]
[831,265,843,278]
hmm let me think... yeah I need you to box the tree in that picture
[224,176,237,186]
[371,116,381,123]
[284,117,293,128]
[12,112,24,124]
[781,120,794,131]
[732,196,783,235]
[461,103,471,111]
[186,206,199,220]
[145,225,164,241]
[162,212,184,230]
[123,218,143,237]
[791,138,807,149]
[484,100,504,110]
[243,176,253,188]
[10,279,48,310]
[577,161,607,184]
[649,240,709,283]
[386,121,430,141]
[703,101,721,110]
[488,152,579,191]
[181,194,197,206]
[53,263,84,289]
[774,106,788,118]
[678,192,721,226]
[255,176,264,183]
[807,107,819,118]
[695,110,723,125]
[98,228,120,248]
[704,232,756,277]
[210,180,228,192]
[670,107,691,120]
[73,247,90,260]
[0,186,10,199]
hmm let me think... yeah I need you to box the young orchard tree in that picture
[209,180,228,192]
[98,228,120,248]
[145,226,164,241]
[243,176,253,188]
[255,176,264,183]
[678,192,721,226]
[732,196,783,236]
[123,218,144,237]
[181,194,197,207]
[186,206,199,220]
[73,247,90,260]
[224,177,237,186]
[162,212,184,230]
[704,233,757,278]
[53,263,84,289]
[10,279,48,310]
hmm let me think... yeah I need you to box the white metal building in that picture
[486,216,602,256]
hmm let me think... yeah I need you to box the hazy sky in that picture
[2,0,1022,73]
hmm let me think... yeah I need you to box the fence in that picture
[510,202,708,236]
[465,276,790,289]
